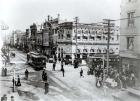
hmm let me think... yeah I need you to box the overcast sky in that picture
[0,0,121,32]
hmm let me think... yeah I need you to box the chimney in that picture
[57,13,60,23]
[48,15,50,21]
[51,17,53,21]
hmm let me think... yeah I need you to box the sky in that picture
[0,0,121,34]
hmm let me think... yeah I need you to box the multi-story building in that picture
[57,20,119,61]
[10,30,22,48]
[42,15,60,56]
[120,0,140,84]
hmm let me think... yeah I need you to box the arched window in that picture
[83,49,88,53]
[97,48,101,53]
[103,48,107,53]
[90,49,94,53]
[77,49,80,53]
[110,49,114,53]
[61,34,63,39]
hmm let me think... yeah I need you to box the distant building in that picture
[57,20,119,61]
[120,0,140,83]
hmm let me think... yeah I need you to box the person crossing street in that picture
[25,69,29,80]
[80,68,84,78]
[61,67,65,77]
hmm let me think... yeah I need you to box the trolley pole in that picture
[103,19,114,74]
[74,17,79,59]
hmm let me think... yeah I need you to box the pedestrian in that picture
[53,62,56,71]
[16,75,21,86]
[12,77,16,92]
[54,55,57,62]
[11,96,14,101]
[61,62,64,71]
[44,82,49,94]
[42,69,45,81]
[1,96,4,101]
[130,72,136,87]
[61,67,65,77]
[25,69,29,80]
[4,68,7,76]
[121,75,127,89]
[80,68,84,78]
[74,59,78,68]
[2,67,4,76]
[43,73,48,82]
[2,94,7,101]
[59,58,61,63]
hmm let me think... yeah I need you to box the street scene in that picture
[0,0,140,101]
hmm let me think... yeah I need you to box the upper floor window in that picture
[77,36,81,40]
[67,34,71,39]
[83,36,88,40]
[128,12,135,26]
[61,34,63,39]
[127,37,134,50]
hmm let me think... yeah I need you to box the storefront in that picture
[120,57,140,86]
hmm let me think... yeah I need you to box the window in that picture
[97,48,101,53]
[58,34,60,39]
[127,37,134,50]
[83,49,87,53]
[128,12,135,26]
[90,49,94,53]
[97,36,101,40]
[89,36,95,40]
[77,36,81,39]
[83,36,88,40]
[67,34,71,39]
[61,34,63,39]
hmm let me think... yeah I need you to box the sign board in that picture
[43,32,49,46]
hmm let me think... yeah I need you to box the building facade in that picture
[57,20,119,61]
[120,0,140,84]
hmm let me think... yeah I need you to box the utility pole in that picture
[103,19,114,74]
[74,17,79,59]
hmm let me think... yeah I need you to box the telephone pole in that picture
[103,19,115,74]
[74,17,79,59]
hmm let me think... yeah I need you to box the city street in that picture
[0,49,118,101]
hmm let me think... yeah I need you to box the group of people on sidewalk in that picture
[1,94,14,101]
[1,67,7,76]
[92,64,137,89]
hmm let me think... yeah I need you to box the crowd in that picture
[1,94,15,101]
[1,67,7,76]
[93,64,136,89]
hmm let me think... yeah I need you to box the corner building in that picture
[57,20,119,62]
[120,0,140,84]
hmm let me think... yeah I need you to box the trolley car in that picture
[27,52,46,70]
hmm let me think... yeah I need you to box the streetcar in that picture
[27,52,46,70]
